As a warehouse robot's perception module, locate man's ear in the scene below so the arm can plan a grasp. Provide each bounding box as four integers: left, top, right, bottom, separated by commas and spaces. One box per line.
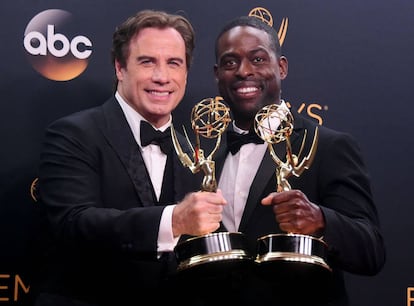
114, 59, 124, 81
213, 64, 218, 82
279, 56, 288, 80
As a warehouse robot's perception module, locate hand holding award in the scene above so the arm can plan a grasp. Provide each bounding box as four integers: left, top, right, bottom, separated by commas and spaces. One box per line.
253, 102, 331, 280
171, 96, 252, 275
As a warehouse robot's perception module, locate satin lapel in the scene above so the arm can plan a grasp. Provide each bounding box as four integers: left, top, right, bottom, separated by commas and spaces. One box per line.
289, 110, 310, 158
101, 98, 155, 207
214, 122, 234, 181
215, 142, 228, 182
213, 133, 232, 232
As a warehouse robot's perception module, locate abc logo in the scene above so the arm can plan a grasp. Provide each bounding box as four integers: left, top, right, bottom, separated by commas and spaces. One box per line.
23, 9, 92, 81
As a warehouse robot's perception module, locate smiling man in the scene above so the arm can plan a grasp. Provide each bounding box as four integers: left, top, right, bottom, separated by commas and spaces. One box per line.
33, 10, 227, 306
115, 26, 188, 128
204, 15, 385, 306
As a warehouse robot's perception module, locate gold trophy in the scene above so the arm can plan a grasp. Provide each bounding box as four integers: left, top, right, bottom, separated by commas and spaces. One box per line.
171, 96, 252, 275
253, 102, 331, 279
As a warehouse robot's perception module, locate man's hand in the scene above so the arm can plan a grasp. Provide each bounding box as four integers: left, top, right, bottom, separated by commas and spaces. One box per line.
261, 189, 325, 235
172, 189, 227, 237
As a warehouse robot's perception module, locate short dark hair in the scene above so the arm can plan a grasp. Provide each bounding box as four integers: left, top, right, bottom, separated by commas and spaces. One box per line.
111, 9, 195, 70
215, 15, 281, 61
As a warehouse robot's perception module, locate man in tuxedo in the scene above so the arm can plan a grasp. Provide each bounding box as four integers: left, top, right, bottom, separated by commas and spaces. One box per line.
211, 15, 386, 305
33, 10, 227, 306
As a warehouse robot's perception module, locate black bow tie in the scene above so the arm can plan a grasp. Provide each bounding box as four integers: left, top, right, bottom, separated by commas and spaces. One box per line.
140, 121, 172, 154
226, 130, 264, 155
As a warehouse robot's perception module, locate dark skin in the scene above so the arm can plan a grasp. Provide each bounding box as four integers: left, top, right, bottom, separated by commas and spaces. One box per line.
214, 25, 324, 235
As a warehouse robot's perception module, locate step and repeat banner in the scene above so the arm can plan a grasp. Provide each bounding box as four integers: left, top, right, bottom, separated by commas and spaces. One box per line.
1, 0, 413, 305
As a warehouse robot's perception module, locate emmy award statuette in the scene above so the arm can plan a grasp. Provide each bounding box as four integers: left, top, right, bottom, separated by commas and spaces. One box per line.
253, 102, 331, 281
171, 97, 252, 276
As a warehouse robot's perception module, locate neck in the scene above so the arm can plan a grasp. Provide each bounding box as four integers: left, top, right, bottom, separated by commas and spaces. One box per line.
234, 120, 253, 132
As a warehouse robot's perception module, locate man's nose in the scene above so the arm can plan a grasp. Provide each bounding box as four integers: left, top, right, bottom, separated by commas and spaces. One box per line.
237, 59, 254, 77
152, 63, 170, 83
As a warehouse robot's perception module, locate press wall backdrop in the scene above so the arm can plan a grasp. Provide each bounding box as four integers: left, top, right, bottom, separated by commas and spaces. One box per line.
1, 1, 413, 305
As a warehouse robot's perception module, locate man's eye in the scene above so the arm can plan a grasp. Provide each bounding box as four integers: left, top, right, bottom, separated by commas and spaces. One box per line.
223, 60, 236, 67
169, 61, 180, 66
140, 59, 153, 65
253, 57, 264, 63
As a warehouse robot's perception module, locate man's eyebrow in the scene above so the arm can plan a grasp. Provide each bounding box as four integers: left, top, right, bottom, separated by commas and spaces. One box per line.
136, 55, 154, 61
135, 55, 185, 64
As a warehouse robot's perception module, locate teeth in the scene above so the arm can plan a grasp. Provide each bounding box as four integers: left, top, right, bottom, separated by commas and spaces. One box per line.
150, 91, 169, 96
237, 87, 258, 93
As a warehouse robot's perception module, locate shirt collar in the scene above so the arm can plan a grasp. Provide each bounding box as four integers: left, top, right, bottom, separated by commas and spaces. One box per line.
115, 91, 172, 146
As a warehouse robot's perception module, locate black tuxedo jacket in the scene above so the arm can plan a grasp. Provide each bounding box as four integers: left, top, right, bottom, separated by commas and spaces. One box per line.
208, 109, 386, 306
34, 97, 202, 306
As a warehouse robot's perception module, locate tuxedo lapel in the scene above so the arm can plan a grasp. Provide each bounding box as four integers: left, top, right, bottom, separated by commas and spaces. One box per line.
289, 110, 316, 162
127, 146, 156, 206
215, 125, 233, 181
215, 143, 228, 182
101, 98, 156, 207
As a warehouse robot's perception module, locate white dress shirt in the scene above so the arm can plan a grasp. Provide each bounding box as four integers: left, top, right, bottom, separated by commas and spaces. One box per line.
116, 91, 178, 252
219, 101, 289, 231
218, 122, 268, 232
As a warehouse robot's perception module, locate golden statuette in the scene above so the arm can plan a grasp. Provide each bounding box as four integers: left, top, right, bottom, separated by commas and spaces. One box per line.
171, 96, 231, 192
171, 96, 251, 274
254, 102, 318, 192
253, 101, 331, 279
